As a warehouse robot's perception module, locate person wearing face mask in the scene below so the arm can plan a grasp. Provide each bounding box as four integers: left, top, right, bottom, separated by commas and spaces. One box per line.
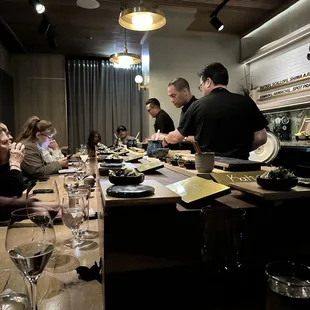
0, 123, 25, 197
162, 63, 268, 160
15, 116, 68, 178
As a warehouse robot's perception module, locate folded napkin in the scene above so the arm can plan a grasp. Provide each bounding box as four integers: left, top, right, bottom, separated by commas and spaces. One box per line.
76, 258, 102, 283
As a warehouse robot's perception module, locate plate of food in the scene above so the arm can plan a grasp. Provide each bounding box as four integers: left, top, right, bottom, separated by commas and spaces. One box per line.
257, 167, 298, 191
104, 154, 123, 164
109, 168, 145, 185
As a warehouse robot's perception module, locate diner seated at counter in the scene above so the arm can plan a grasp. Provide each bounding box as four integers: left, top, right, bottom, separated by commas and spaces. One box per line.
160, 62, 268, 160
0, 122, 25, 198
15, 116, 68, 179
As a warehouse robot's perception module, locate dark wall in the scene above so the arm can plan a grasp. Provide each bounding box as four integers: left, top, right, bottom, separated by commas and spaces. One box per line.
0, 68, 14, 135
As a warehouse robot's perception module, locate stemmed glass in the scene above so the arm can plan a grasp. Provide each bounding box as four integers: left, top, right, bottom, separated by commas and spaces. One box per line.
75, 161, 86, 185
61, 194, 87, 249
76, 187, 99, 241
79, 145, 88, 163
64, 174, 78, 193
5, 207, 56, 310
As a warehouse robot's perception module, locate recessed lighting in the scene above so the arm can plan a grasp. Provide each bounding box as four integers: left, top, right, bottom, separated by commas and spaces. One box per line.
76, 0, 100, 10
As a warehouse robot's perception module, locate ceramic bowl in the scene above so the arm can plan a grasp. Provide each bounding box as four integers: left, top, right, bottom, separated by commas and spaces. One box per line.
256, 176, 298, 191
109, 174, 145, 185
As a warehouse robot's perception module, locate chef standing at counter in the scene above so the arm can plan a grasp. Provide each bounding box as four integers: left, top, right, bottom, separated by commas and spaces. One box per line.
152, 78, 197, 152
161, 62, 268, 160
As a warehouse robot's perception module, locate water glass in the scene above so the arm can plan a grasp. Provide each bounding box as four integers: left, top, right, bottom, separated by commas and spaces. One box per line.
61, 194, 86, 249
265, 261, 310, 310
0, 269, 30, 310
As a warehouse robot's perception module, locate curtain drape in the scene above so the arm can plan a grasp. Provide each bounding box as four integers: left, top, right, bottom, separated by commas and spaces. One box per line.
67, 59, 144, 151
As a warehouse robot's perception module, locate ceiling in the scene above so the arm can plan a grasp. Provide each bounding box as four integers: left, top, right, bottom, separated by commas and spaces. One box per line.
0, 0, 298, 57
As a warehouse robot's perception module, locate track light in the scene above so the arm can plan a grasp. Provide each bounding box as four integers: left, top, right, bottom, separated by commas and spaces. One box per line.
209, 0, 229, 32
29, 0, 46, 14
38, 14, 50, 35
210, 16, 224, 31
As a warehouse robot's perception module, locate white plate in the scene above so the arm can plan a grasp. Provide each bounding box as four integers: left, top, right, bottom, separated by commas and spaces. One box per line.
249, 131, 280, 163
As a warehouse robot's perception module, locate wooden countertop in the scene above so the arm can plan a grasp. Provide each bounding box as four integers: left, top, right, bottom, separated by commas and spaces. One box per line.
0, 174, 104, 310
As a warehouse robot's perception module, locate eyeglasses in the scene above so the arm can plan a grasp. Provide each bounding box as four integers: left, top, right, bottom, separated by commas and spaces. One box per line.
198, 81, 206, 92
41, 132, 53, 139
147, 107, 153, 113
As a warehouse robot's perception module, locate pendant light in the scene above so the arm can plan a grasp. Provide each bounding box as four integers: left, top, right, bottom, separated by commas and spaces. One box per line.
119, 0, 166, 31
109, 29, 141, 68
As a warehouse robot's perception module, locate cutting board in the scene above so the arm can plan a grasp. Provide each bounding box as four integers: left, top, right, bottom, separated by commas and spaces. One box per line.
230, 181, 310, 200
214, 156, 262, 171
166, 176, 230, 208
100, 180, 181, 207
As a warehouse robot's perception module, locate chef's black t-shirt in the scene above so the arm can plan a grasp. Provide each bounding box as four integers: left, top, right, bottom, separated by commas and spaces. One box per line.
178, 88, 268, 160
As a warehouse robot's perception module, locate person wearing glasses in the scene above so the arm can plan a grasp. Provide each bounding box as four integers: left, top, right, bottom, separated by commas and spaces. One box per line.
145, 98, 175, 134
15, 116, 68, 178
162, 62, 268, 160
0, 123, 25, 197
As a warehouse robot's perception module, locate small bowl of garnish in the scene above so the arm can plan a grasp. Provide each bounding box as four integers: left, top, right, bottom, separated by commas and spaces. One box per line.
109, 168, 144, 185
104, 154, 123, 163
256, 167, 298, 191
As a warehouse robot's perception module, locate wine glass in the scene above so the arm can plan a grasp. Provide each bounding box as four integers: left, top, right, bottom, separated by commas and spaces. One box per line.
5, 207, 56, 310
75, 161, 86, 185
79, 145, 88, 163
0, 269, 30, 310
64, 174, 78, 193
76, 187, 98, 241
61, 194, 87, 249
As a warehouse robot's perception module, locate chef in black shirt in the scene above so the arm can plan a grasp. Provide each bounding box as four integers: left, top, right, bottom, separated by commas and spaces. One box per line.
167, 78, 197, 145
146, 98, 175, 134
162, 63, 268, 160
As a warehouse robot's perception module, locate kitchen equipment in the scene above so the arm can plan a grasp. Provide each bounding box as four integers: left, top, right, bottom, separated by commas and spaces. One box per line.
249, 131, 280, 163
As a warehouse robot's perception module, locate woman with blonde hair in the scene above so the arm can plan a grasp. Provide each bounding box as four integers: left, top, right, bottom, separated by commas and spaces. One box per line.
16, 116, 68, 178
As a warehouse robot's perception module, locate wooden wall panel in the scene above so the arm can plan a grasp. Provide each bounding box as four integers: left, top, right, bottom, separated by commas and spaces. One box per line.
12, 54, 68, 147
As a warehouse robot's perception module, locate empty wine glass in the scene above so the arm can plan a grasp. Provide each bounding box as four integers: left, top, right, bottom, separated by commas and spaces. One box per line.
64, 174, 78, 193
5, 207, 56, 310
75, 161, 86, 185
76, 187, 98, 240
61, 194, 87, 249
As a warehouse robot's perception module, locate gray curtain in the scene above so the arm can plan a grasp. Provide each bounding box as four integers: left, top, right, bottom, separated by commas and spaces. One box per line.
67, 59, 144, 151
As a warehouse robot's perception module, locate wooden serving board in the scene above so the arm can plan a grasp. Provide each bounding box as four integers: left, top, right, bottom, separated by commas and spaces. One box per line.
214, 156, 262, 171
100, 180, 181, 207
230, 181, 310, 200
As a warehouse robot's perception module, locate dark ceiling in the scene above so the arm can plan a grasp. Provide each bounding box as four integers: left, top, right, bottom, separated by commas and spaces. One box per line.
0, 0, 298, 57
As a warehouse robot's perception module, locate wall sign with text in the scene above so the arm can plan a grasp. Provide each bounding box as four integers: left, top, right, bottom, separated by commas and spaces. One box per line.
258, 81, 310, 101
259, 72, 310, 92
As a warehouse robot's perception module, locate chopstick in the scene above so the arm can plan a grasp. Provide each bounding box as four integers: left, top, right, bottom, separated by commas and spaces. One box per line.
135, 132, 140, 140
155, 129, 160, 140
192, 141, 202, 154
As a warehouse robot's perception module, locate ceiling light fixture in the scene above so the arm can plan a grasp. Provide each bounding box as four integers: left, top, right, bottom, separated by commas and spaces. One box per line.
76, 0, 100, 10
210, 16, 224, 32
209, 0, 230, 32
29, 0, 46, 14
119, 0, 166, 31
109, 30, 141, 68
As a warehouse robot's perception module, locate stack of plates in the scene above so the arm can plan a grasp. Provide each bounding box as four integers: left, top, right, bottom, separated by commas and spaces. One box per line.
249, 131, 280, 164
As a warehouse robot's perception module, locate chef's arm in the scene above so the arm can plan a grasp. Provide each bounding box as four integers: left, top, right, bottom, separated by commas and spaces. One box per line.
163, 130, 184, 146
252, 128, 267, 150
